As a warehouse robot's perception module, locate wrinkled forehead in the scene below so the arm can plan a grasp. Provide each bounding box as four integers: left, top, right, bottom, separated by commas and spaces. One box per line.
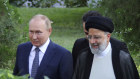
29, 20, 47, 31
29, 19, 45, 26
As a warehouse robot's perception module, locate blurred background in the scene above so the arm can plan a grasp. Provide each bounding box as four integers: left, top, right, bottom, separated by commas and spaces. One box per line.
0, 0, 140, 78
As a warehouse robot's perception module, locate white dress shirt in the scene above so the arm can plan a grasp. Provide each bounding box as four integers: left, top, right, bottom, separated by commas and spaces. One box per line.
29, 38, 50, 75
89, 42, 116, 79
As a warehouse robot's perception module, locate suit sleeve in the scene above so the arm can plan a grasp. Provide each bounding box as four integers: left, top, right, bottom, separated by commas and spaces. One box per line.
59, 51, 73, 79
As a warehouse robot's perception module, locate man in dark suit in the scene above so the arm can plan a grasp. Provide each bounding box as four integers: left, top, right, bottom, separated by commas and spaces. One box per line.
13, 14, 73, 79
72, 16, 139, 79
72, 11, 129, 69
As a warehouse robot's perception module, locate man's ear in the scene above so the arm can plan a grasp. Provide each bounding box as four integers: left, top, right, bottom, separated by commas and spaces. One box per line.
48, 28, 52, 35
107, 33, 111, 42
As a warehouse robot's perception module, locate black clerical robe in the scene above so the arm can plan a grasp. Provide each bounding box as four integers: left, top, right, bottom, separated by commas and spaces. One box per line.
72, 42, 139, 79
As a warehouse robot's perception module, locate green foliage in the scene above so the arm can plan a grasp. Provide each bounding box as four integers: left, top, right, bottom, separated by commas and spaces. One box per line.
0, 69, 29, 79
64, 0, 87, 7
0, 0, 21, 69
0, 44, 16, 69
39, 0, 58, 8
0, 0, 13, 43
0, 0, 20, 44
10, 0, 59, 8
17, 7, 92, 29
0, 69, 51, 79
138, 65, 140, 75
10, 0, 88, 8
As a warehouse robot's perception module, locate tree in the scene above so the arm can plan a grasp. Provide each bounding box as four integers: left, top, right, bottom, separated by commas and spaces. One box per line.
0, 0, 20, 68
0, 0, 19, 44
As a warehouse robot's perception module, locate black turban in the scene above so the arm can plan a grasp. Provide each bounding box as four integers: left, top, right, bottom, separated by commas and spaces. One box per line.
85, 16, 114, 33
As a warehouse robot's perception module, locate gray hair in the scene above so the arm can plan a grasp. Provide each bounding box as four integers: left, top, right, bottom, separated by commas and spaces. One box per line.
29, 14, 52, 29
104, 32, 110, 35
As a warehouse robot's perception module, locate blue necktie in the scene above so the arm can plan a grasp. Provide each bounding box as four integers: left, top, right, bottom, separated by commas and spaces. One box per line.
31, 48, 40, 78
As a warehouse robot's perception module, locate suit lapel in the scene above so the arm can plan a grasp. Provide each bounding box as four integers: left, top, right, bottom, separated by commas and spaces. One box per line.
23, 42, 33, 74
36, 41, 56, 77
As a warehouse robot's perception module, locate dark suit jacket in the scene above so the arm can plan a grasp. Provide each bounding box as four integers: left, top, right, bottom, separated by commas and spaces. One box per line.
13, 40, 73, 79
72, 37, 129, 69
72, 41, 139, 79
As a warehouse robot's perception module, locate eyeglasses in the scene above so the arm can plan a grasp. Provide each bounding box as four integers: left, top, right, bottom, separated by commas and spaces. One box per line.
87, 35, 102, 40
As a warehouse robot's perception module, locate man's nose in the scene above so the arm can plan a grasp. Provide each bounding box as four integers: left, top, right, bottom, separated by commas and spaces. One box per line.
89, 38, 96, 43
33, 33, 37, 39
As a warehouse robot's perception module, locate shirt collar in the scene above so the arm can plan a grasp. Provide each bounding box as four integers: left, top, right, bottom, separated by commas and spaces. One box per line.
31, 38, 50, 54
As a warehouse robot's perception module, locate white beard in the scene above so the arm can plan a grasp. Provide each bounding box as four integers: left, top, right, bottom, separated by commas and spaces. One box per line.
89, 37, 108, 55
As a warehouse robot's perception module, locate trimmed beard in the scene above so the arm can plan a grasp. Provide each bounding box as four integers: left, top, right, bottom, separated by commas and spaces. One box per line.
89, 37, 108, 55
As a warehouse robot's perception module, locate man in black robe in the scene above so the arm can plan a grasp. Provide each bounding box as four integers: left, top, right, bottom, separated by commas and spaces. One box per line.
72, 11, 129, 69
72, 16, 139, 79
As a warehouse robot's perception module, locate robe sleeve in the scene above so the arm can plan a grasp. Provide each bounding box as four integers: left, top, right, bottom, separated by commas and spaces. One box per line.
119, 50, 139, 79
